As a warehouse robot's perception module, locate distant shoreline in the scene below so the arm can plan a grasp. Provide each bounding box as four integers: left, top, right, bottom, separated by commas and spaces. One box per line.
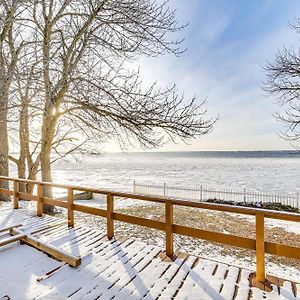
9, 150, 300, 159
100, 150, 300, 158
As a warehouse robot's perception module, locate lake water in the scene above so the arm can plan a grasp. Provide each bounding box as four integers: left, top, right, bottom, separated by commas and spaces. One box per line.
49, 151, 300, 195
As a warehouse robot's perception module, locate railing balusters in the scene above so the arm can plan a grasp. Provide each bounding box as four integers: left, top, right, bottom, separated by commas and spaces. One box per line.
165, 200, 174, 258
68, 188, 74, 227
134, 182, 300, 209
107, 193, 114, 239
255, 212, 265, 282
37, 183, 43, 217
13, 180, 19, 209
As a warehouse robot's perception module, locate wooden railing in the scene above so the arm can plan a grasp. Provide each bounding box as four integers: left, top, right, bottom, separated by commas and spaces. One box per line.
0, 176, 300, 283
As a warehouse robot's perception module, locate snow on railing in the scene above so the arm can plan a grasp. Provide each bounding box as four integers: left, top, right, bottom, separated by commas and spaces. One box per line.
133, 181, 300, 209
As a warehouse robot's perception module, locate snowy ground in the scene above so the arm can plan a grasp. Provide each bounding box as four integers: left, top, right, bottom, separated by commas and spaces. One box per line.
0, 207, 299, 299
2, 194, 300, 285
11, 196, 298, 283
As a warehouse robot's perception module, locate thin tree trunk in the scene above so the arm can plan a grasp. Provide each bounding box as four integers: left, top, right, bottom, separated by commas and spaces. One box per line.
18, 101, 30, 192
0, 90, 10, 201
17, 159, 26, 193
26, 157, 40, 194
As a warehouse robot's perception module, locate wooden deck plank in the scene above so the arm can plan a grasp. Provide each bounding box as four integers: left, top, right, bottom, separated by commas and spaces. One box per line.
10, 228, 81, 267
34, 240, 140, 299
111, 249, 175, 299
142, 255, 189, 300
158, 255, 198, 299
0, 208, 299, 300
104, 248, 162, 299
235, 269, 252, 300
175, 258, 221, 300
36, 226, 84, 241
0, 224, 22, 233
88, 246, 162, 299
0, 233, 26, 247
35, 239, 134, 288
68, 241, 154, 299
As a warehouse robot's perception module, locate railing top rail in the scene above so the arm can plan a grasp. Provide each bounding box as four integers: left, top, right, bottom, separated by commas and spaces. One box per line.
0, 176, 299, 223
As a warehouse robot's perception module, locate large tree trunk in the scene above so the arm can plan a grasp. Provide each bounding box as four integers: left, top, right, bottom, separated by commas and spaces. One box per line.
40, 145, 54, 214
40, 112, 57, 214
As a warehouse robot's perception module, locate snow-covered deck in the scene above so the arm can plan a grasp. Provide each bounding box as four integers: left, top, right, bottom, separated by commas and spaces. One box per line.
0, 208, 299, 300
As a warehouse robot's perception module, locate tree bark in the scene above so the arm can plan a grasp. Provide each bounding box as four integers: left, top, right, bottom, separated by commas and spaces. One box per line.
26, 156, 40, 194
18, 105, 28, 192
0, 87, 10, 201
40, 112, 57, 214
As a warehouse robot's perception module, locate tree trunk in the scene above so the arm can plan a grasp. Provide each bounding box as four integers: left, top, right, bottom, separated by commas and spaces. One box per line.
26, 157, 40, 194
40, 145, 54, 214
40, 112, 57, 214
0, 91, 10, 201
17, 158, 26, 193
18, 101, 30, 193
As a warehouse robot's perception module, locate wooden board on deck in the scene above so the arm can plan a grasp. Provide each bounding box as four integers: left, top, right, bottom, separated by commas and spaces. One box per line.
0, 208, 298, 299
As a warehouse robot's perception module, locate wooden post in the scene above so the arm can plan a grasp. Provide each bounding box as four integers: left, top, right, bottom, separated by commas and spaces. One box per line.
67, 188, 74, 227
165, 200, 174, 258
200, 185, 203, 201
37, 184, 43, 217
107, 193, 114, 239
256, 212, 265, 283
13, 180, 19, 209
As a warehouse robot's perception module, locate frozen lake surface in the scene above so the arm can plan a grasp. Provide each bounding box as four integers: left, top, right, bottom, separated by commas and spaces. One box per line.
48, 151, 300, 195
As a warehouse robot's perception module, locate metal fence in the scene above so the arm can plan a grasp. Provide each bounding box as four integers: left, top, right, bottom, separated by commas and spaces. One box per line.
133, 181, 300, 209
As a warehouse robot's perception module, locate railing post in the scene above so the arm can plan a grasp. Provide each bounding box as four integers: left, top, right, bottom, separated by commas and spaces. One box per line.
68, 188, 74, 227
200, 185, 203, 201
13, 180, 19, 209
163, 183, 166, 197
255, 212, 265, 283
165, 200, 174, 258
107, 193, 114, 239
37, 183, 43, 217
133, 180, 136, 193
243, 188, 246, 202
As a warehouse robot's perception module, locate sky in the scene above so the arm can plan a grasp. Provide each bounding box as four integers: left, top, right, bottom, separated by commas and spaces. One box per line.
129, 0, 300, 152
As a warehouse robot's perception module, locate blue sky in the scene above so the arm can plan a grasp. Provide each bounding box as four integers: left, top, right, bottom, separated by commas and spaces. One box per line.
134, 0, 300, 151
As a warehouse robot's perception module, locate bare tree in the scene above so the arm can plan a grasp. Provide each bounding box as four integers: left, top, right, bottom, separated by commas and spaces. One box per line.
263, 20, 300, 144
18, 0, 215, 213
0, 0, 27, 200
8, 44, 42, 193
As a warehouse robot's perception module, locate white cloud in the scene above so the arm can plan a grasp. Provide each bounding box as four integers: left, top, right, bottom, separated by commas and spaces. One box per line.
111, 1, 300, 152
199, 15, 231, 41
